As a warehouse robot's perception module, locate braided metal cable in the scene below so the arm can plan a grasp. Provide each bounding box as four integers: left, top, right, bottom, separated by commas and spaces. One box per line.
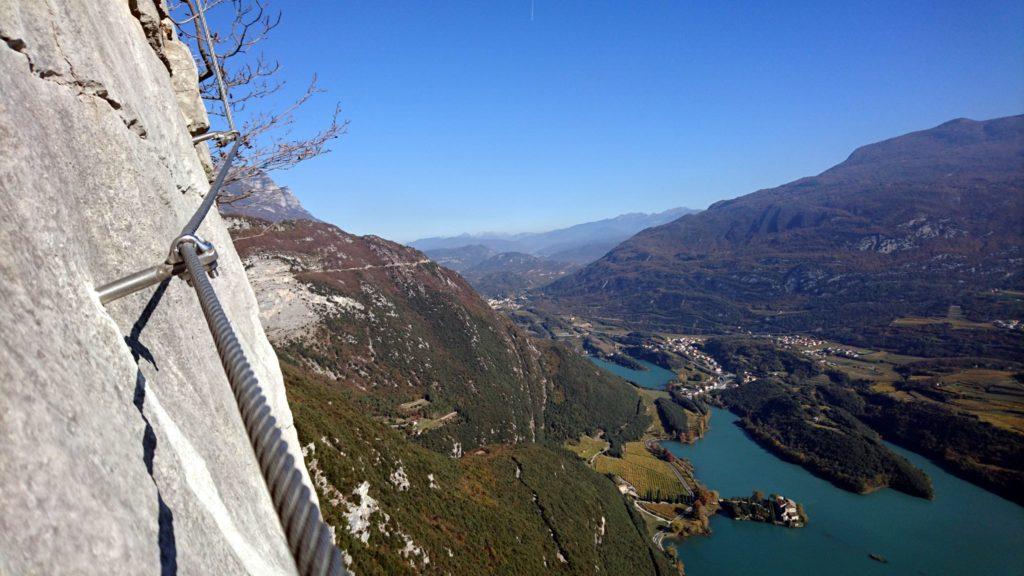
180, 0, 241, 237
181, 138, 240, 237
180, 242, 347, 576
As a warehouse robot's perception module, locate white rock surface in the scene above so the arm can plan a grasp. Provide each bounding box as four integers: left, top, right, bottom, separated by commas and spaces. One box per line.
219, 171, 319, 223
0, 2, 312, 574
242, 254, 366, 341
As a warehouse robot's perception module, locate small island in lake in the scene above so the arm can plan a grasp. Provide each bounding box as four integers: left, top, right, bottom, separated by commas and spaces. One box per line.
719, 491, 808, 528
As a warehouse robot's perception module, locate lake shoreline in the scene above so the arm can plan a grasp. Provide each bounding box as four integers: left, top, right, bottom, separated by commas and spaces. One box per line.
729, 415, 929, 498
587, 356, 678, 390
666, 407, 1024, 576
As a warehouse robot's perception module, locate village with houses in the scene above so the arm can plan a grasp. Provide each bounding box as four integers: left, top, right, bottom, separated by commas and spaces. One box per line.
554, 322, 820, 556
719, 492, 808, 529
994, 318, 1022, 331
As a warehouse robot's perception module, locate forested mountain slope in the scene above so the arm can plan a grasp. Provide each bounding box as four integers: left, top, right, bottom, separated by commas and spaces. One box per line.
230, 217, 648, 454
544, 116, 1024, 337
227, 216, 670, 574
286, 364, 668, 576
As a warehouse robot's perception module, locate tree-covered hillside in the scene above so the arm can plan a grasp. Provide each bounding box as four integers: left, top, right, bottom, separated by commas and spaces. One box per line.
285, 362, 671, 576
229, 216, 668, 573
543, 116, 1024, 336
231, 217, 648, 456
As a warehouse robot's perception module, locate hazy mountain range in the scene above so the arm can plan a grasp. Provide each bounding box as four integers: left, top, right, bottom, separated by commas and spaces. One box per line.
410, 207, 698, 297
445, 250, 583, 298
411, 207, 698, 264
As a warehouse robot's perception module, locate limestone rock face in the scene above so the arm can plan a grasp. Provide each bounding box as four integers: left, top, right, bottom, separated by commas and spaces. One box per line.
219, 171, 320, 223
0, 2, 311, 574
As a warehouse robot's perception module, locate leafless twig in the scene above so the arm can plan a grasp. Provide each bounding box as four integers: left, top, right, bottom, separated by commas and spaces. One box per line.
169, 0, 347, 199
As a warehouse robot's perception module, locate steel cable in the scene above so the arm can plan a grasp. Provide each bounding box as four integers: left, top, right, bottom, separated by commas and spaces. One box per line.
181, 0, 240, 237
180, 242, 347, 576
102, 4, 348, 572
180, 138, 240, 237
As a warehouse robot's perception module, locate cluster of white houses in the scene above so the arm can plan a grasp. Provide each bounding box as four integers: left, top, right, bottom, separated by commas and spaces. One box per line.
662, 337, 723, 374
775, 495, 803, 528
772, 334, 825, 348
994, 319, 1022, 331
677, 376, 733, 398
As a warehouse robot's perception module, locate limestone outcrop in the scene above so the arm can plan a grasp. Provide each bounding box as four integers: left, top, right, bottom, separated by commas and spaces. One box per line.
0, 2, 312, 574
219, 171, 320, 223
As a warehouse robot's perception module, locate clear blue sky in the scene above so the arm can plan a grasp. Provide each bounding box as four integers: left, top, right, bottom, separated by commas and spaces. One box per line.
241, 1, 1023, 242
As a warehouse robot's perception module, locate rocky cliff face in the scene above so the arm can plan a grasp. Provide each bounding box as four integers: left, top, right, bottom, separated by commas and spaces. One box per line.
219, 170, 319, 223
0, 2, 310, 574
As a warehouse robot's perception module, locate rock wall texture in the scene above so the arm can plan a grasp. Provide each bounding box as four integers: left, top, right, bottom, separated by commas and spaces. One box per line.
0, 2, 310, 574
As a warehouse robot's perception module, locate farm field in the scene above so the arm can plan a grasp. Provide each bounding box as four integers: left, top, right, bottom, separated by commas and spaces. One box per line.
640, 502, 687, 521
828, 356, 902, 384
594, 442, 688, 500
892, 316, 994, 330
564, 435, 609, 460
812, 346, 1024, 433
891, 304, 995, 330
933, 369, 1024, 433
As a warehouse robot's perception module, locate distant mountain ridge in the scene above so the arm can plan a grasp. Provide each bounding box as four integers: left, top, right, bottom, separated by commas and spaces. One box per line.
425, 244, 495, 270
412, 206, 698, 264
470, 252, 580, 298
423, 245, 578, 297
415, 207, 697, 297
543, 115, 1024, 335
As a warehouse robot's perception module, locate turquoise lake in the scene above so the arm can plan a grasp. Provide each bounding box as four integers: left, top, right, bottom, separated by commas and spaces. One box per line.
664, 408, 1024, 576
587, 356, 677, 389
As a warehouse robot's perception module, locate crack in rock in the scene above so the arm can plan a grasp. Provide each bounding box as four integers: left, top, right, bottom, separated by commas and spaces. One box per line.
127, 0, 172, 73
1, 29, 147, 138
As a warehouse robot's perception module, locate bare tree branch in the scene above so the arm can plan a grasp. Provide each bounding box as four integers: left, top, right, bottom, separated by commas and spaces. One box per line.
219, 75, 349, 189
169, 0, 346, 199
